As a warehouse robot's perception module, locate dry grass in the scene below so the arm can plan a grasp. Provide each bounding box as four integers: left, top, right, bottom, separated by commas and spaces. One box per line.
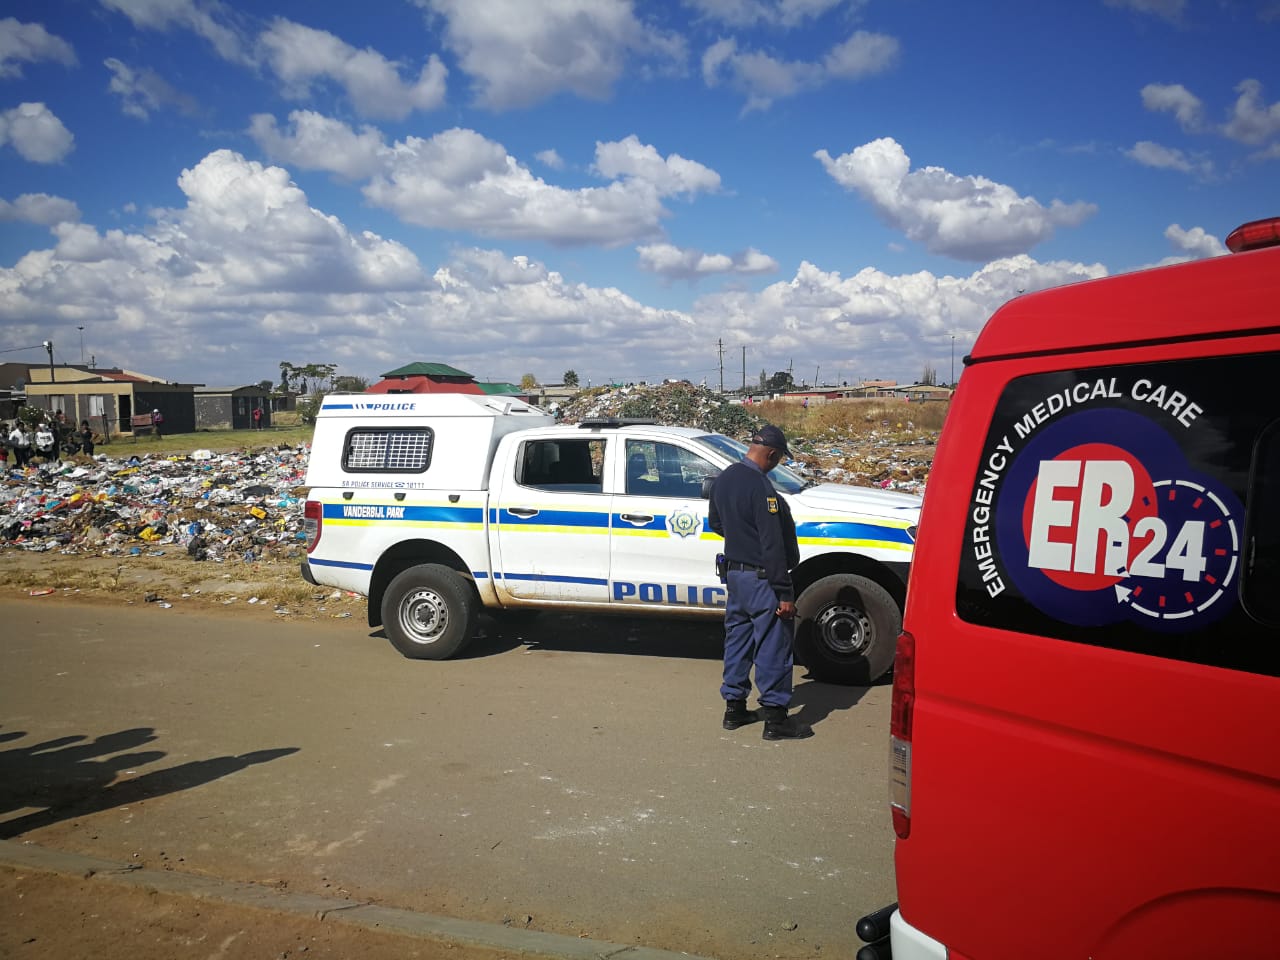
751, 398, 948, 442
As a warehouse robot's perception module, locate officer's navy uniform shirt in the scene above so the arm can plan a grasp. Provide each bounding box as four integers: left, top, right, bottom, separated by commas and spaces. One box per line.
709, 458, 800, 601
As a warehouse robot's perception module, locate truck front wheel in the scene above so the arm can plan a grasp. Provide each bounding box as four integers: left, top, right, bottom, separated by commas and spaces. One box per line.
794, 574, 899, 686
382, 564, 477, 660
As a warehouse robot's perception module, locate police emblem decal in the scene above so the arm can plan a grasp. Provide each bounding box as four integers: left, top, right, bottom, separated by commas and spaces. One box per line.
766, 497, 778, 514
667, 507, 702, 538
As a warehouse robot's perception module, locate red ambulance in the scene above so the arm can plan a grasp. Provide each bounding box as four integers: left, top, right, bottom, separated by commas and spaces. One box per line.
857, 218, 1280, 960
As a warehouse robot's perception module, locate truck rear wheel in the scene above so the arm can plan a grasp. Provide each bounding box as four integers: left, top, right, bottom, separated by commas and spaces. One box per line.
382, 564, 476, 660
794, 574, 899, 685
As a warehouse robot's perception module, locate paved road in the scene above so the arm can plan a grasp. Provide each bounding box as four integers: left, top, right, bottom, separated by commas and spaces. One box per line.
0, 598, 898, 960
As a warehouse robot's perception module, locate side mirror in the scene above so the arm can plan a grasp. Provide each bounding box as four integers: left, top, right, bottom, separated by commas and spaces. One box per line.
701, 477, 715, 500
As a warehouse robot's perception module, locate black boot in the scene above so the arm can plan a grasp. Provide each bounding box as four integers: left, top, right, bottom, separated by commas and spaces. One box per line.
722, 699, 760, 730
760, 706, 813, 741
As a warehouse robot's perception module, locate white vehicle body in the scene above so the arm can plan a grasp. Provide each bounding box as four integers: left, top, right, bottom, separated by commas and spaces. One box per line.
301, 393, 921, 683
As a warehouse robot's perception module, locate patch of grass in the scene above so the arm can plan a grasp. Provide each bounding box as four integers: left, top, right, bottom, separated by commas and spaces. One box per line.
103, 424, 314, 457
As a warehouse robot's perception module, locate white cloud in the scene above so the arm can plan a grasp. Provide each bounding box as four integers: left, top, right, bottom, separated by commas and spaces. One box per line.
0, 102, 75, 163
1125, 140, 1214, 178
0, 17, 77, 77
1104, 0, 1186, 21
637, 242, 778, 279
701, 29, 897, 111
1164, 223, 1227, 260
684, 0, 850, 27
258, 18, 447, 120
1140, 82, 1204, 132
98, 0, 246, 63
418, 0, 683, 110
1223, 79, 1280, 145
535, 149, 565, 170
249, 110, 386, 179
0, 145, 1116, 389
254, 117, 721, 247
0, 192, 81, 226
815, 137, 1096, 261
687, 255, 1108, 384
592, 135, 721, 196
104, 58, 199, 119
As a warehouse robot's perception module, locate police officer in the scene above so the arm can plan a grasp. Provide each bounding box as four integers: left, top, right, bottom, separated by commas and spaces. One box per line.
709, 424, 811, 740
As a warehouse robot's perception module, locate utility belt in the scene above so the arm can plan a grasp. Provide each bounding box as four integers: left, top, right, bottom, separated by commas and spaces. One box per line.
716, 554, 765, 582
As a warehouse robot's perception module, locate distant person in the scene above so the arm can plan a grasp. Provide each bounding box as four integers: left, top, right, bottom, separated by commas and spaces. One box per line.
8, 422, 31, 468
252, 406, 263, 430
78, 421, 95, 457
151, 409, 164, 439
34, 421, 57, 462
708, 424, 811, 741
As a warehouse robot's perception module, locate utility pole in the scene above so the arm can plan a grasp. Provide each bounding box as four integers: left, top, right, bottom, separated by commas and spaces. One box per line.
814, 365, 820, 388
741, 346, 746, 391
951, 335, 955, 386
43, 340, 54, 383
78, 326, 84, 364
717, 338, 724, 394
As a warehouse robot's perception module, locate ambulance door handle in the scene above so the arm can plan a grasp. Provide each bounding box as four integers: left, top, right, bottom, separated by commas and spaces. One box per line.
508, 507, 538, 518
342, 491, 354, 500
621, 513, 653, 524
394, 492, 406, 501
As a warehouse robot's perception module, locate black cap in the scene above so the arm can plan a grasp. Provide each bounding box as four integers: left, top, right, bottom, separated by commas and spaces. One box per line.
750, 424, 791, 457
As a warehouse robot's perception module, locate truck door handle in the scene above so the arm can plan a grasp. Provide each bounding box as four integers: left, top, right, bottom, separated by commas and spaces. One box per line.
620, 513, 653, 524
507, 507, 539, 518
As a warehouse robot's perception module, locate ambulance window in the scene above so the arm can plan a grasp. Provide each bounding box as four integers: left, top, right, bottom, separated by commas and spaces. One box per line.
1242, 420, 1280, 626
342, 428, 432, 472
518, 439, 604, 493
954, 353, 1280, 678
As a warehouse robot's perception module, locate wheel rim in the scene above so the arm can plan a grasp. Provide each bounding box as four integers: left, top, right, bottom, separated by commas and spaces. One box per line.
813, 602, 873, 657
398, 587, 450, 645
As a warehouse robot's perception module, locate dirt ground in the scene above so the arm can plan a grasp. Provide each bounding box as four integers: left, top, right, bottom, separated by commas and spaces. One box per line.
0, 864, 541, 960
0, 547, 361, 624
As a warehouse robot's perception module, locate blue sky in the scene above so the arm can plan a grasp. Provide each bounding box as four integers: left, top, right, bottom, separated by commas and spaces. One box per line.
1, 0, 1277, 391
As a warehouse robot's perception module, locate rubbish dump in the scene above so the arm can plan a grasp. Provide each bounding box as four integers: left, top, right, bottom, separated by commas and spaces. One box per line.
0, 444, 311, 561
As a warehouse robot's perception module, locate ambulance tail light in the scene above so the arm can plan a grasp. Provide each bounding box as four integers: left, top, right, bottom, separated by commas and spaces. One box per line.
889, 629, 916, 839
303, 499, 323, 552
1225, 217, 1280, 253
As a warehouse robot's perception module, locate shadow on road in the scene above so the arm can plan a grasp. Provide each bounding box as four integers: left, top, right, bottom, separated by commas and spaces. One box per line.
372, 611, 726, 663
788, 679, 873, 730
0, 725, 298, 839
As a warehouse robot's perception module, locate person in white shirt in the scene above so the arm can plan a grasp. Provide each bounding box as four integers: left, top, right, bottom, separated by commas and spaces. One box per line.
34, 422, 56, 461
8, 422, 31, 468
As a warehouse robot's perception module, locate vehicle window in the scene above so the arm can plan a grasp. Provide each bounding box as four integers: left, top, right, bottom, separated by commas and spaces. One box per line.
1243, 419, 1280, 626
626, 440, 717, 498
343, 427, 432, 472
955, 353, 1280, 677
518, 438, 605, 493
693, 433, 807, 493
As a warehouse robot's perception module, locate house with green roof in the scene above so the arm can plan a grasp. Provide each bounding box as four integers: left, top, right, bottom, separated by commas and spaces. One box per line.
367, 362, 531, 402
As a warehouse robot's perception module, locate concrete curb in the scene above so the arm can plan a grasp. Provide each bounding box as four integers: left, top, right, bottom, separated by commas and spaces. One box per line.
0, 839, 712, 960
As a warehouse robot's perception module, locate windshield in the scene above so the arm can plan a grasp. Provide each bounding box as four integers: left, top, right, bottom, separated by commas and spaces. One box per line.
693, 433, 809, 494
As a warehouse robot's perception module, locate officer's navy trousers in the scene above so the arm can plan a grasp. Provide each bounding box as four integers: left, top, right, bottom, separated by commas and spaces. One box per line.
720, 570, 794, 708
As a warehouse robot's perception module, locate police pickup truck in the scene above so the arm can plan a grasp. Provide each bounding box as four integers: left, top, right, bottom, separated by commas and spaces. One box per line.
300, 393, 921, 684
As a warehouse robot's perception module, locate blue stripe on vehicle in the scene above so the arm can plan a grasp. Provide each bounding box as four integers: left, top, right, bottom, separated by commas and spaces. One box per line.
321, 403, 355, 409
796, 520, 914, 544
322, 504, 485, 523
498, 572, 609, 586
497, 508, 610, 528
309, 556, 374, 571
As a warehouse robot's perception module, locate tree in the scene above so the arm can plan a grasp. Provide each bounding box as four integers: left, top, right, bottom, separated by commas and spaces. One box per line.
279, 361, 338, 395
562, 369, 579, 388
332, 375, 368, 393
256, 379, 273, 393
766, 370, 794, 392
520, 373, 539, 390
920, 364, 937, 386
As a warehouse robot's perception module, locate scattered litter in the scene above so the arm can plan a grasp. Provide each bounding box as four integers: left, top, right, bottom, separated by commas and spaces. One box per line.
28, 587, 55, 597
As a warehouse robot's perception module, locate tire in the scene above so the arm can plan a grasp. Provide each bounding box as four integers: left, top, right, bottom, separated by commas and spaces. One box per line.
794, 574, 900, 685
381, 564, 477, 661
